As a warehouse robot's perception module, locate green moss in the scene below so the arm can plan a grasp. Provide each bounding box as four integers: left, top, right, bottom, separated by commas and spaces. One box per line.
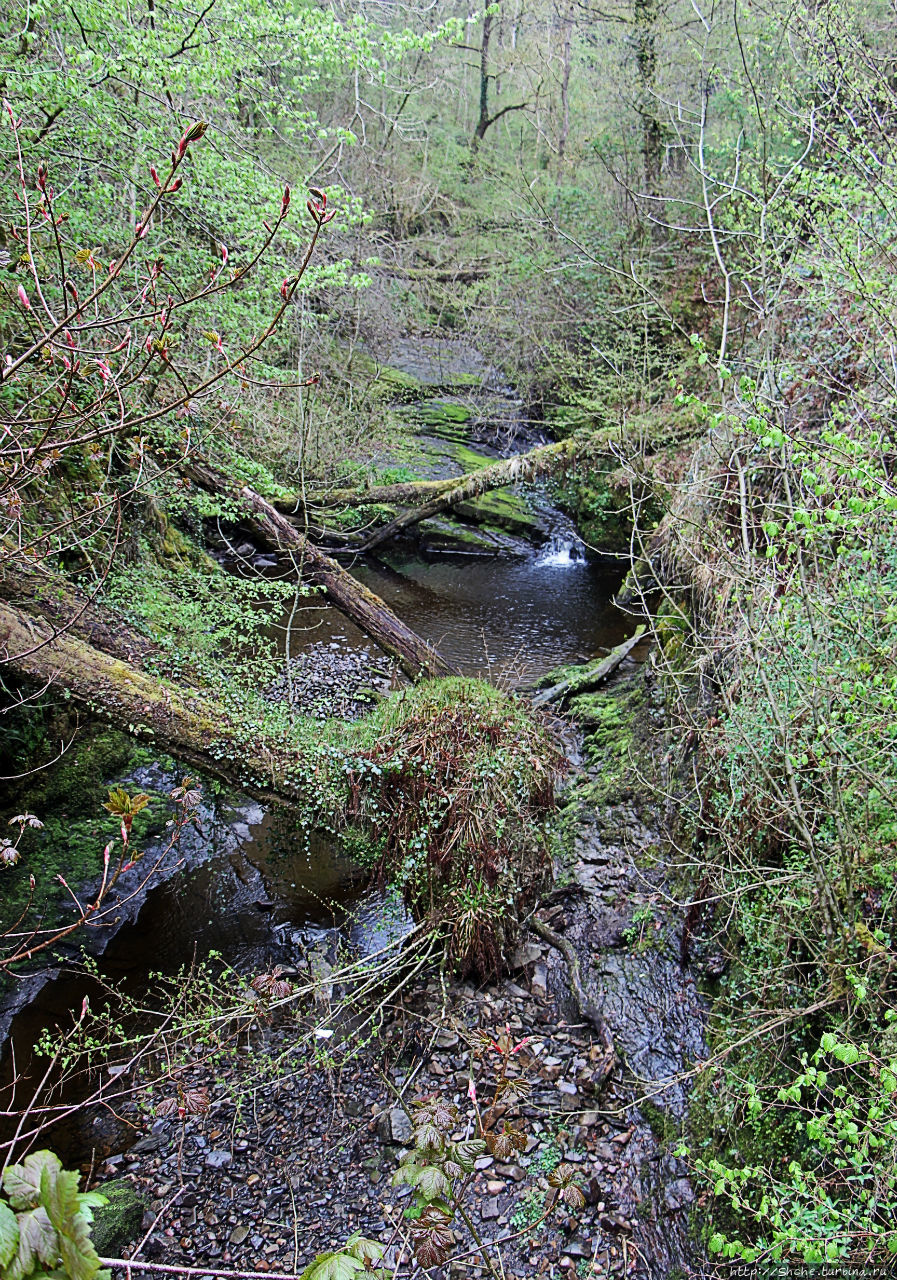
638, 1096, 681, 1147
407, 399, 474, 443
0, 719, 177, 932
418, 517, 503, 552
90, 1180, 146, 1255
455, 488, 544, 540
565, 680, 646, 807
655, 599, 692, 664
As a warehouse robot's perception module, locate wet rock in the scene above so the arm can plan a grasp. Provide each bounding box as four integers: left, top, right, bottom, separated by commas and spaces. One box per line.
205, 1150, 233, 1169
131, 1132, 167, 1154
480, 1198, 501, 1221
376, 1108, 412, 1145
664, 1177, 695, 1210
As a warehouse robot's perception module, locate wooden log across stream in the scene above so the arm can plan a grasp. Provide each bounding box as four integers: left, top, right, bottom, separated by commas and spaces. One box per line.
183, 458, 457, 680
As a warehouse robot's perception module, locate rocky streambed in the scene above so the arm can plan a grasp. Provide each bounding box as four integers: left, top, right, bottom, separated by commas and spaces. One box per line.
66, 663, 705, 1280
1, 338, 706, 1278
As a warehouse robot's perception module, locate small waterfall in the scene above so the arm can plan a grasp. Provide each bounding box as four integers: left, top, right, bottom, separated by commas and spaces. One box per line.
536, 527, 587, 567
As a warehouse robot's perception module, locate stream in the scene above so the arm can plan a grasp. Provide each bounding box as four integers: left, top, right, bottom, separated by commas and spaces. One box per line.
0, 339, 702, 1279
0, 514, 630, 1159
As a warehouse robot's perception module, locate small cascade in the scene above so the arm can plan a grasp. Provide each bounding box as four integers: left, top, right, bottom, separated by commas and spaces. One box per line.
535, 527, 587, 567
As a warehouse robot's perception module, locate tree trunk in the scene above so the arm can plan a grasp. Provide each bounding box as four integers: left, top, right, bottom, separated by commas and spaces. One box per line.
353, 434, 590, 554
0, 594, 315, 807
183, 460, 457, 679
298, 476, 456, 511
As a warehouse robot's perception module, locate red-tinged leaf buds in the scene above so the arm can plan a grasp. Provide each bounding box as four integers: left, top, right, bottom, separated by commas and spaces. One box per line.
65, 280, 79, 301
103, 842, 112, 866
280, 278, 291, 300
281, 185, 291, 216
16, 283, 30, 311
37, 161, 47, 191
263, 220, 272, 234
150, 165, 161, 189
80, 996, 89, 1020
306, 186, 335, 225
220, 243, 228, 264
166, 177, 182, 195
178, 119, 208, 157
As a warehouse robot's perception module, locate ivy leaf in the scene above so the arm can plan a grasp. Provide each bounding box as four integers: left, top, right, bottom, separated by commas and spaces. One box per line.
3, 1152, 63, 1211
0, 1200, 20, 1268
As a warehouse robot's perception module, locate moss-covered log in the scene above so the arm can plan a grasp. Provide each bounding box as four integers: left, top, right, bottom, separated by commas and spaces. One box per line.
0, 594, 316, 806
184, 460, 457, 679
353, 433, 593, 554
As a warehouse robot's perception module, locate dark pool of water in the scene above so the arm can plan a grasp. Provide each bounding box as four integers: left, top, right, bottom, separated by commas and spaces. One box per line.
0, 799, 404, 1164
269, 542, 630, 687
354, 544, 628, 684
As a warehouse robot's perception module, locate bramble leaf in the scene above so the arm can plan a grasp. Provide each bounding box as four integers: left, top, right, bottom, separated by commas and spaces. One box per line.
3, 1152, 62, 1211
0, 1200, 20, 1268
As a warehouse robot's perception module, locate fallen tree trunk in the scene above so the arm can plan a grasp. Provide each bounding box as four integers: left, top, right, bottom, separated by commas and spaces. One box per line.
294, 475, 456, 511
184, 459, 458, 680
531, 625, 647, 709
0, 596, 315, 806
354, 433, 591, 554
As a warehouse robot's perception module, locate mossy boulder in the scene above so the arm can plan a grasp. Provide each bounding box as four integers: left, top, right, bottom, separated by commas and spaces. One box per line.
90, 1179, 147, 1255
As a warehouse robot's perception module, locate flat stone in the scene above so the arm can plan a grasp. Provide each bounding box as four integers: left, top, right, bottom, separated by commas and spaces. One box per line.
229, 1225, 250, 1245
205, 1150, 232, 1169
480, 1198, 501, 1221
565, 1239, 591, 1259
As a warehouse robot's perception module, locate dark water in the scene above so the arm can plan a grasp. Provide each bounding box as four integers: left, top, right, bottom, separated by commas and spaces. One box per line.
270, 539, 629, 686
0, 799, 409, 1164
354, 543, 627, 684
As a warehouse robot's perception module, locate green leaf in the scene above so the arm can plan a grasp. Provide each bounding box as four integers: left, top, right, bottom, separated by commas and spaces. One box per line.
298, 1250, 365, 1280
343, 1236, 384, 1266
413, 1165, 452, 1201
8, 1207, 58, 1280
41, 1164, 81, 1233
3, 1152, 63, 1211
0, 1200, 20, 1268
452, 1139, 486, 1172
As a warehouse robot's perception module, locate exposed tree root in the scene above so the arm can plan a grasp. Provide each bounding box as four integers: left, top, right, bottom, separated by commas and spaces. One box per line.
529, 914, 616, 1088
